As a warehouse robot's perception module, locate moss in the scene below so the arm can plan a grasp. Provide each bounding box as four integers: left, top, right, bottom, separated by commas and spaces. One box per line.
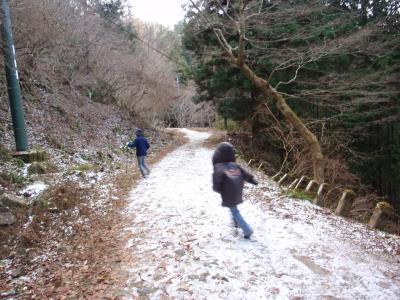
28, 162, 47, 175
80, 153, 92, 161
115, 162, 124, 170
113, 148, 124, 156
43, 161, 59, 173
73, 163, 96, 172
376, 201, 393, 210
35, 198, 53, 210
112, 125, 122, 134
288, 190, 315, 202
13, 158, 25, 168
9, 172, 25, 184
344, 189, 356, 197
16, 150, 48, 163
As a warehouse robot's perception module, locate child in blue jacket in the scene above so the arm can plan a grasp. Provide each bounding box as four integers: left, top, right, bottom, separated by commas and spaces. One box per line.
212, 142, 258, 239
127, 129, 150, 177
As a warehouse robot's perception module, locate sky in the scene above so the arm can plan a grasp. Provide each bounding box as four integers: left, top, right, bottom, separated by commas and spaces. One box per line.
129, 0, 187, 28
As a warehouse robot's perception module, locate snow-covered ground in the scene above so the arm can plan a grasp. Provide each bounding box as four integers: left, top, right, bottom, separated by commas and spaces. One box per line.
120, 129, 400, 299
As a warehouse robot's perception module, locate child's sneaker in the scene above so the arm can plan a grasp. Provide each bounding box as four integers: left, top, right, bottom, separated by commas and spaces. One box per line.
244, 230, 253, 239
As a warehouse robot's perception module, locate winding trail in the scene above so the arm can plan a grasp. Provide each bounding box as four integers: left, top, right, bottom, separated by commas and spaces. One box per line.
119, 129, 400, 299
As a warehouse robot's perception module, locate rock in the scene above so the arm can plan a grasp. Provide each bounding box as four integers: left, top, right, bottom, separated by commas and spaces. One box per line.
0, 193, 28, 208
0, 290, 16, 297
12, 150, 48, 163
23, 191, 32, 198
335, 190, 356, 217
11, 267, 24, 278
199, 271, 210, 282
314, 183, 328, 206
0, 175, 8, 187
138, 286, 157, 296
153, 273, 164, 281
175, 249, 186, 257
0, 205, 16, 225
368, 201, 394, 229
16, 246, 27, 256
177, 283, 191, 291
28, 162, 47, 175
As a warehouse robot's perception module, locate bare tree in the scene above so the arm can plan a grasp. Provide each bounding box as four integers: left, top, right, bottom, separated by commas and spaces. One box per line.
188, 0, 325, 183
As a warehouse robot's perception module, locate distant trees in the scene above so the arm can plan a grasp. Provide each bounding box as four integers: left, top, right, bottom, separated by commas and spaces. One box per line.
93, 0, 128, 21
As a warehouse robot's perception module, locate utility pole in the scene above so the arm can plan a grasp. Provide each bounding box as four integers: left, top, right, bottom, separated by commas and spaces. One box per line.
1, 0, 28, 151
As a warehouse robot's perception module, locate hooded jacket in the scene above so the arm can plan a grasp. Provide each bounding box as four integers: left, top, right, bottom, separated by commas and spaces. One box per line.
212, 142, 257, 207
128, 130, 150, 157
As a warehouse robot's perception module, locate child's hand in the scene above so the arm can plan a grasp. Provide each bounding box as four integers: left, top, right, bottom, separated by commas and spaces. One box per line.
250, 178, 258, 185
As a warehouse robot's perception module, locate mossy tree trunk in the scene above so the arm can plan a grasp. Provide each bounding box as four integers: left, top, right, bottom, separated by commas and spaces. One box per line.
190, 0, 325, 183
238, 63, 324, 183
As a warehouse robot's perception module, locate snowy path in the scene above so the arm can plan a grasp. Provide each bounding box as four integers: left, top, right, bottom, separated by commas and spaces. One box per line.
120, 129, 400, 299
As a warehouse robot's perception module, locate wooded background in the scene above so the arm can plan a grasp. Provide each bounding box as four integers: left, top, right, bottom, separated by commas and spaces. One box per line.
182, 0, 400, 211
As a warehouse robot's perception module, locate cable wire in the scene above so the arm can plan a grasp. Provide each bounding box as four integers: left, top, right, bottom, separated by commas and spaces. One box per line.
86, 4, 187, 68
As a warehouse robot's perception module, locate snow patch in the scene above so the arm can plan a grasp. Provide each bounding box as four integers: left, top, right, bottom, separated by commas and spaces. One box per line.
20, 181, 47, 197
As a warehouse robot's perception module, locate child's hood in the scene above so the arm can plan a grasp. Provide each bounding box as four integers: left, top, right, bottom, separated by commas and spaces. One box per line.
212, 142, 236, 165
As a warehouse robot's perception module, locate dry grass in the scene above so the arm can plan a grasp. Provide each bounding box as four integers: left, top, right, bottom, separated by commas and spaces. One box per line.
50, 181, 89, 210
201, 130, 228, 148
162, 129, 188, 146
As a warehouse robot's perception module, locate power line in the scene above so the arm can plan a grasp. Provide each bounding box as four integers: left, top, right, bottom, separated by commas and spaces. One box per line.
85, 4, 188, 68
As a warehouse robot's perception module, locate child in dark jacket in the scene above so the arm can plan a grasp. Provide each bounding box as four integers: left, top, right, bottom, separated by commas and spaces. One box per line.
127, 128, 150, 177
212, 142, 258, 239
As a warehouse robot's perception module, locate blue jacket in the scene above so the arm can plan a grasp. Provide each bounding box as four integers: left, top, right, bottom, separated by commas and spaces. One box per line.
128, 134, 150, 157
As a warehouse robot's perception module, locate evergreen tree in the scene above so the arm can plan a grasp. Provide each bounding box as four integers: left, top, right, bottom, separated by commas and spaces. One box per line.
183, 0, 400, 209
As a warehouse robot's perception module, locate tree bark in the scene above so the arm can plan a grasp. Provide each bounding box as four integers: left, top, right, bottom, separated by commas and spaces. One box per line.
237, 62, 324, 183
189, 0, 325, 183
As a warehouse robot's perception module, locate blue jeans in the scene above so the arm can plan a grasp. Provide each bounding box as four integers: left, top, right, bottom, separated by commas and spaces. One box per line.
137, 156, 150, 177
229, 206, 253, 237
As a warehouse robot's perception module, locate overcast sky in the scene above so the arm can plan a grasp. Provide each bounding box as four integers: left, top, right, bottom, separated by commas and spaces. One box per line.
129, 0, 187, 28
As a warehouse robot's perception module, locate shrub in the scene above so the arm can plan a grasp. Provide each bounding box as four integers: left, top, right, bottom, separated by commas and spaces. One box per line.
213, 116, 239, 132
14, 158, 25, 168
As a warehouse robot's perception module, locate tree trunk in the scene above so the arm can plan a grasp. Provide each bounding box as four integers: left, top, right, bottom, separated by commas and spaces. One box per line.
238, 62, 324, 183
360, 0, 368, 24
195, 0, 324, 182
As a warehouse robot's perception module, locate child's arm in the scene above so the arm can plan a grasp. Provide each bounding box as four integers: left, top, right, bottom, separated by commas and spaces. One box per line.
238, 165, 258, 185
127, 139, 136, 148
212, 168, 224, 193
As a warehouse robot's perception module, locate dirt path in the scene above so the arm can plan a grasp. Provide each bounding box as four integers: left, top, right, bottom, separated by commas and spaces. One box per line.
116, 129, 400, 299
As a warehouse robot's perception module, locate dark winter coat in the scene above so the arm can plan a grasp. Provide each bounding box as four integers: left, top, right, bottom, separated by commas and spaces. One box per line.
128, 133, 150, 157
212, 142, 257, 207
